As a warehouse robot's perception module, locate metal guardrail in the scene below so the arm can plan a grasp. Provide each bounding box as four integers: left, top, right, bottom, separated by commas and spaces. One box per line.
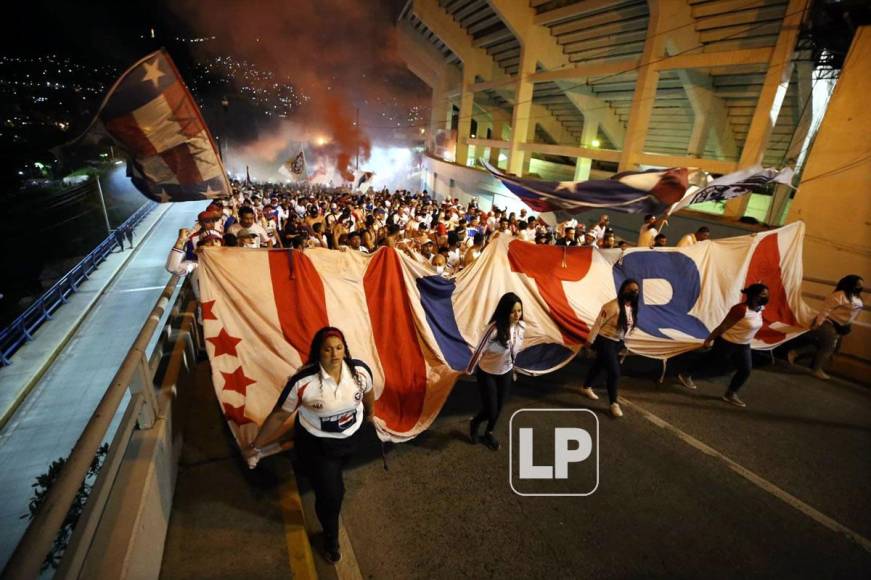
0, 274, 185, 579
0, 201, 157, 366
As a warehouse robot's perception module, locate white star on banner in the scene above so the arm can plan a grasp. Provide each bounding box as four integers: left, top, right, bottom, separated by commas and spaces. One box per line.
203, 185, 221, 198
141, 59, 166, 89
156, 189, 172, 203
555, 181, 578, 193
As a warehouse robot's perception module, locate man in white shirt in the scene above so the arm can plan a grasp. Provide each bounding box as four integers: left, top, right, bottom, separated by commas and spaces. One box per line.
591, 214, 610, 241
228, 207, 272, 247
677, 226, 710, 248
638, 214, 668, 248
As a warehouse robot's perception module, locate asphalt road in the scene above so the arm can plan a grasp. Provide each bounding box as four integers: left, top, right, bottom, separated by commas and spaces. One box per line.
338, 355, 871, 579
162, 353, 871, 579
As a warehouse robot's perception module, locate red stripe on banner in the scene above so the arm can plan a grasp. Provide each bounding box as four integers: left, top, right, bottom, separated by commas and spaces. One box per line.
104, 113, 158, 157
268, 250, 330, 363
364, 248, 427, 433
160, 143, 204, 185
648, 167, 689, 205
745, 233, 799, 344
508, 241, 592, 345
162, 81, 205, 138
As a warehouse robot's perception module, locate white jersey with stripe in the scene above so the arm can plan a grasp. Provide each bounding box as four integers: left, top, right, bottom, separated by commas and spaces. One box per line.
278, 359, 373, 439
721, 303, 764, 345
467, 321, 525, 375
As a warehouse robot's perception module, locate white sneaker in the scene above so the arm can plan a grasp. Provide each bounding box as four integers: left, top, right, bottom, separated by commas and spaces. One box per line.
580, 387, 599, 400
812, 369, 831, 380
677, 373, 697, 390
721, 392, 747, 408
610, 403, 623, 418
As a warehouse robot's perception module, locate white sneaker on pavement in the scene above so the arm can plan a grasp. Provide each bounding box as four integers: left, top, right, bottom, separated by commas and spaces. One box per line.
677, 373, 697, 390
610, 403, 623, 418
721, 391, 747, 408
580, 387, 599, 400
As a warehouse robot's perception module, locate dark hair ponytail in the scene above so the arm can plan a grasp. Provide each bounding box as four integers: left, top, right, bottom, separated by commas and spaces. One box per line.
489, 292, 523, 347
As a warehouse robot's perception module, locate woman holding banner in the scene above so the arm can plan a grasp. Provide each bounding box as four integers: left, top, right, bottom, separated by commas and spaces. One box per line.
787, 275, 863, 379
579, 279, 640, 418
678, 284, 770, 407
244, 327, 375, 565
467, 292, 526, 451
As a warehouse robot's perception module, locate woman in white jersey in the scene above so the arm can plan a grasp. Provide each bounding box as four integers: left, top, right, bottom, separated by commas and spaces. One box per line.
245, 327, 375, 564
787, 274, 863, 379
579, 279, 640, 418
678, 283, 769, 407
466, 292, 525, 451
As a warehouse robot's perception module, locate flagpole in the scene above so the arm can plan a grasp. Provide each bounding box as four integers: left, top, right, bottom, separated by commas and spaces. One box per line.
95, 176, 111, 235
355, 107, 360, 173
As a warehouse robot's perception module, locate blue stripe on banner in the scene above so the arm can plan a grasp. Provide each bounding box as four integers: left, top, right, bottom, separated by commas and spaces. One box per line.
516, 343, 575, 372
416, 275, 472, 371
102, 53, 178, 120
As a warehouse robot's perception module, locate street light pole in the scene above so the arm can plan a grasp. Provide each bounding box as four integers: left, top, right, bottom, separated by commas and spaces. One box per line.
95, 176, 111, 235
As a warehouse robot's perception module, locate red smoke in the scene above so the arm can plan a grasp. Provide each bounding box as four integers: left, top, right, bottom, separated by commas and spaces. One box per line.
172, 0, 425, 181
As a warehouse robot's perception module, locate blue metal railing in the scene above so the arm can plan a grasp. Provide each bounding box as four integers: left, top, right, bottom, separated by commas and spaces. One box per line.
0, 202, 157, 366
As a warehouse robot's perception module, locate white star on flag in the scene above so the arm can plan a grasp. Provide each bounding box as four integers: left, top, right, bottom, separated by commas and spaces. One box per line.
555, 181, 577, 192
203, 185, 221, 198
156, 189, 172, 203
142, 59, 165, 88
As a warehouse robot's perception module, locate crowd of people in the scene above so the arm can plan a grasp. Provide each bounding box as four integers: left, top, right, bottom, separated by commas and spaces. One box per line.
164, 181, 862, 564
165, 181, 711, 284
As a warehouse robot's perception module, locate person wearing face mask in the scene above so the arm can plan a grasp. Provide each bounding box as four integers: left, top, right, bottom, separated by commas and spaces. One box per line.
432, 252, 449, 277
678, 283, 770, 407
579, 279, 640, 418
466, 293, 526, 450
787, 275, 863, 379
244, 327, 375, 564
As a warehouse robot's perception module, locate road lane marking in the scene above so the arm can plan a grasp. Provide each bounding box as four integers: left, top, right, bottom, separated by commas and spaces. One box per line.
620, 396, 871, 553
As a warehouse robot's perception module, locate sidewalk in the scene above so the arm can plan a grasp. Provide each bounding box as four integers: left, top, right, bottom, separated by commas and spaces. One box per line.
0, 203, 170, 428
0, 201, 207, 570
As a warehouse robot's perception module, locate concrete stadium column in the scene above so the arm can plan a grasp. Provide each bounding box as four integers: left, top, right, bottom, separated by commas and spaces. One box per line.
785, 26, 871, 380
766, 61, 815, 225
618, 0, 671, 171
574, 118, 600, 181
507, 51, 535, 176
724, 0, 809, 217
429, 78, 452, 151
455, 68, 477, 166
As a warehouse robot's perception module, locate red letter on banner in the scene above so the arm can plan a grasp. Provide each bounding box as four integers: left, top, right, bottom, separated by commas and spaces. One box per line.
268, 250, 330, 363
364, 248, 427, 434
744, 234, 799, 344
507, 241, 593, 345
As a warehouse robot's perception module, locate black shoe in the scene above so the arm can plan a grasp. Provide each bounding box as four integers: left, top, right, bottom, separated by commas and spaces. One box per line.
323, 546, 341, 564
469, 418, 481, 444
482, 432, 500, 451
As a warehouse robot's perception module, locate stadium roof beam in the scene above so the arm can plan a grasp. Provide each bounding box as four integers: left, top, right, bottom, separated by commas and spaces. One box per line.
489, 0, 628, 176
724, 0, 809, 216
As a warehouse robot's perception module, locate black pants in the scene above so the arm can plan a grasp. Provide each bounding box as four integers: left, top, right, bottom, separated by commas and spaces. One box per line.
690, 337, 752, 392
473, 368, 513, 432
294, 421, 361, 551
584, 336, 623, 404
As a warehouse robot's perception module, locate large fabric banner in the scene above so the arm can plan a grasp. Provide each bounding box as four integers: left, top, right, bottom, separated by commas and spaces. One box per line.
197, 222, 813, 445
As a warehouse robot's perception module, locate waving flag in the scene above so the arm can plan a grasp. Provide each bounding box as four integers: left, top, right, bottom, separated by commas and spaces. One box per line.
196, 223, 813, 447
78, 49, 230, 203
667, 165, 795, 215
483, 159, 693, 214
355, 171, 375, 190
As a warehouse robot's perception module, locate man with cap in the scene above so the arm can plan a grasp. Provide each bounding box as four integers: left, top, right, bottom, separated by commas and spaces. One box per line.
166, 228, 223, 299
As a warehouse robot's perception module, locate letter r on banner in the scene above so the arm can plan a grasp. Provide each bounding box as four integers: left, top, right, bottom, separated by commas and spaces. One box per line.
615, 252, 709, 339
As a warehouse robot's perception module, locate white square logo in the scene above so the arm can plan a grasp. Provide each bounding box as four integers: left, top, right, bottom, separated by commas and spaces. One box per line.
509, 408, 599, 497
